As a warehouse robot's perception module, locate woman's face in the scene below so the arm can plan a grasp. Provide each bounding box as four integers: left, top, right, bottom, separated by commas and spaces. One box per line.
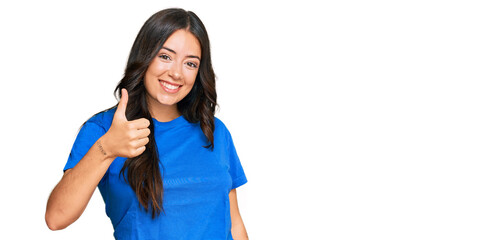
144, 29, 201, 111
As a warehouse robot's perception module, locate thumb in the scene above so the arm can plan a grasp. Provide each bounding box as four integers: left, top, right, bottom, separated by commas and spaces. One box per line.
115, 88, 128, 121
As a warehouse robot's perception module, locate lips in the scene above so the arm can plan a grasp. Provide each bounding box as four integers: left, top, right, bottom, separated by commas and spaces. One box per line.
159, 80, 182, 93
160, 80, 181, 86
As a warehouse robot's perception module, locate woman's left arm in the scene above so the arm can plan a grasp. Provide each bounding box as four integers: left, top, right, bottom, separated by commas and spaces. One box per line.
229, 188, 249, 240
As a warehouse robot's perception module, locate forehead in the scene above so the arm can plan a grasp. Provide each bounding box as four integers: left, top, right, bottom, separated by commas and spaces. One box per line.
162, 29, 201, 56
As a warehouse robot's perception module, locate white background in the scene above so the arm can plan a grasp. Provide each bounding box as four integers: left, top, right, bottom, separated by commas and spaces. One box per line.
1, 0, 502, 239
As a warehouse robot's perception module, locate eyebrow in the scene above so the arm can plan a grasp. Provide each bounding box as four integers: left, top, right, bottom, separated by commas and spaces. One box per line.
162, 47, 201, 61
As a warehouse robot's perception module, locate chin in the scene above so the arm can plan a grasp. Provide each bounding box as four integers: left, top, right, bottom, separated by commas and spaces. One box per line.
158, 99, 178, 106
156, 93, 182, 106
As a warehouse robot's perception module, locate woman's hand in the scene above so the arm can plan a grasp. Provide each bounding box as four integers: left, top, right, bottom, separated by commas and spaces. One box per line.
101, 88, 150, 159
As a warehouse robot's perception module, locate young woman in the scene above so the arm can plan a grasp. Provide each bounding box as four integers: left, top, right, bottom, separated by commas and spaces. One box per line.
45, 8, 249, 240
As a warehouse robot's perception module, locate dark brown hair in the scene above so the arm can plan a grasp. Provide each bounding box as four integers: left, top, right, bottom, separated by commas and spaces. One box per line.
94, 8, 216, 218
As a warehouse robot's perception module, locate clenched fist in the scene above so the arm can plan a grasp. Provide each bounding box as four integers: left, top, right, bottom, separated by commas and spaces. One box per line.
100, 89, 150, 159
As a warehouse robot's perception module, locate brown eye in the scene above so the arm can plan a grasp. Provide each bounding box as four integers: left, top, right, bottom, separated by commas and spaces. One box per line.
187, 62, 198, 68
159, 54, 171, 60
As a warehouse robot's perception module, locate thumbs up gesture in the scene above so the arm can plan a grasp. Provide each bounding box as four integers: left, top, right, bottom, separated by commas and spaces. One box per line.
101, 89, 151, 159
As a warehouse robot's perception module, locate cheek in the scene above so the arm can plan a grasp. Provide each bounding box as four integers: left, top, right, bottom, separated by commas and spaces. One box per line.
147, 63, 166, 77
144, 73, 157, 90
184, 71, 198, 87
145, 63, 165, 85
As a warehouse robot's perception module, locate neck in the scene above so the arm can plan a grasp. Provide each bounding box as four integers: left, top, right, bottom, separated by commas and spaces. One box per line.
147, 99, 181, 122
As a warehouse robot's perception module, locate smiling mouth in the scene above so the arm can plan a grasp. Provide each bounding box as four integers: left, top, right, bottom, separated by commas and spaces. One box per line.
160, 81, 181, 90
159, 80, 182, 93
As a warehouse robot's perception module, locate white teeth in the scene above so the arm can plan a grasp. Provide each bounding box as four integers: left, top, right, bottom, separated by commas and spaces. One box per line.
161, 81, 180, 90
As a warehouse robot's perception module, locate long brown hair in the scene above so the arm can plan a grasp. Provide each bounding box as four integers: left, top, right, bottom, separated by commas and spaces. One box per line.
99, 8, 216, 218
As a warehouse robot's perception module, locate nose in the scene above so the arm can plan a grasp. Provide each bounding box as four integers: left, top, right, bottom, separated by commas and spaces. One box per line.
168, 62, 182, 80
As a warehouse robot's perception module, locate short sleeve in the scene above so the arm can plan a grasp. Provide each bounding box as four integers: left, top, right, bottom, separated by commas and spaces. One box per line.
225, 127, 248, 189
64, 119, 107, 173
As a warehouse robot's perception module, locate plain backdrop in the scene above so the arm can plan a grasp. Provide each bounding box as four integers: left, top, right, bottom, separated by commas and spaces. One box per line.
1, 0, 502, 239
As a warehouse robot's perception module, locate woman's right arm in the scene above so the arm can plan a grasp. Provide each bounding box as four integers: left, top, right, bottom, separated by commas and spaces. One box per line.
45, 89, 150, 230
45, 136, 116, 230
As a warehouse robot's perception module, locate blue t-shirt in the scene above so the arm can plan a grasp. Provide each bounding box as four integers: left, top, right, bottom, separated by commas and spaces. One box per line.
64, 107, 247, 240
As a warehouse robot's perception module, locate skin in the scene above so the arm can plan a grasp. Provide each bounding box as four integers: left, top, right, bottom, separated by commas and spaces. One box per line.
143, 29, 200, 122
46, 29, 248, 239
